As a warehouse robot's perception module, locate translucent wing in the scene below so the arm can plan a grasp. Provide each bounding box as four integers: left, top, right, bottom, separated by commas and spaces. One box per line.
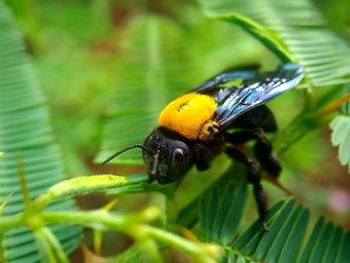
214, 63, 304, 130
192, 65, 259, 94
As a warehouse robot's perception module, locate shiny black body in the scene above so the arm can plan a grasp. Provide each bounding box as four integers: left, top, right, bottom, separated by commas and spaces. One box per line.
141, 63, 305, 229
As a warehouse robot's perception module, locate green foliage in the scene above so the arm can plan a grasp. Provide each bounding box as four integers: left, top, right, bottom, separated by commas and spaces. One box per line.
200, 0, 350, 87
0, 2, 81, 262
1, 0, 350, 262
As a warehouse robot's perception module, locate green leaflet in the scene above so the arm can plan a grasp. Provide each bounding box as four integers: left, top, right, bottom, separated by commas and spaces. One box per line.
200, 0, 350, 87
330, 115, 350, 168
0, 3, 81, 262
199, 183, 247, 245
231, 199, 309, 262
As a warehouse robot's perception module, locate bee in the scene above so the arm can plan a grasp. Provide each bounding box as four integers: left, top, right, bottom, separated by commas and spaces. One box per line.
103, 63, 304, 229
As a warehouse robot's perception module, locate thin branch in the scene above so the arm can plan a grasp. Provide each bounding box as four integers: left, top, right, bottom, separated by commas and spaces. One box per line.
0, 193, 13, 215
0, 213, 24, 231
34, 227, 70, 263
315, 93, 350, 117
16, 155, 32, 209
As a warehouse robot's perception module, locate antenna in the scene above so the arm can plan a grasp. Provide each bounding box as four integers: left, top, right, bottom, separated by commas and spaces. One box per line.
102, 144, 152, 165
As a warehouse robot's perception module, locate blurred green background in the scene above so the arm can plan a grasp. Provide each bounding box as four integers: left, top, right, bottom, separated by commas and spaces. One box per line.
5, 0, 350, 259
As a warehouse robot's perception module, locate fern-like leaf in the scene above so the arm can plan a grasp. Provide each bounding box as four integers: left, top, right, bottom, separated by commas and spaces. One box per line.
0, 3, 81, 262
200, 0, 350, 87
200, 192, 350, 263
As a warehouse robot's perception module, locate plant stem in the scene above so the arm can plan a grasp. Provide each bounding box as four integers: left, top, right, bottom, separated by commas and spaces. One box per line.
0, 213, 24, 231
42, 210, 129, 229
34, 229, 58, 263
142, 226, 220, 263
0, 193, 13, 215
34, 227, 70, 263
273, 93, 350, 155
16, 155, 32, 209
41, 210, 219, 263
315, 93, 350, 117
1, 207, 215, 262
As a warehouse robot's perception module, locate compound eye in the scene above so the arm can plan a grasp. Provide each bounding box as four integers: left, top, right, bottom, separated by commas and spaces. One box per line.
172, 148, 185, 165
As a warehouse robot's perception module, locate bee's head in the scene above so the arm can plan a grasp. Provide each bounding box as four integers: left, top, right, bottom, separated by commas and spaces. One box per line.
143, 129, 194, 184
102, 129, 194, 185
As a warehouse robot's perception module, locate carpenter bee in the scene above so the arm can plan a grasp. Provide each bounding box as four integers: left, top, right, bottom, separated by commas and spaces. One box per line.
103, 63, 304, 229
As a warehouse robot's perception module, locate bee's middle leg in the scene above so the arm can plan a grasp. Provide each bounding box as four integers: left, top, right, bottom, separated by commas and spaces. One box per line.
227, 129, 282, 178
225, 146, 268, 230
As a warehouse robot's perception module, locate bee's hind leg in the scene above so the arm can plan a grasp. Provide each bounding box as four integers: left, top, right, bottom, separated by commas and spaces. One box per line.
225, 146, 269, 230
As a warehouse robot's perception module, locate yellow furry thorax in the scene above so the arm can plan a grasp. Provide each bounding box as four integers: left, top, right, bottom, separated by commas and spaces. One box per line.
157, 93, 219, 141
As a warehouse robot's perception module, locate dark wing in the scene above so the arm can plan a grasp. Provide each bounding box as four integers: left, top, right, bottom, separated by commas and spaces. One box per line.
191, 65, 260, 94
214, 63, 304, 130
